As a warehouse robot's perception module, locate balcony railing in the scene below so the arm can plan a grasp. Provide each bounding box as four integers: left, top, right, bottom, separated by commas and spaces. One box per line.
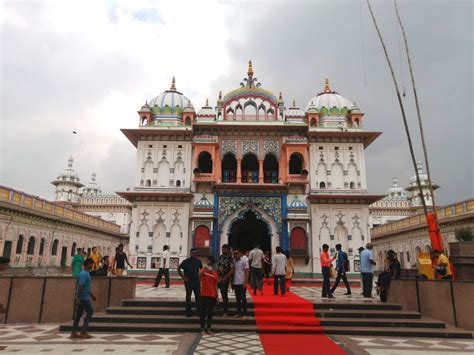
241, 170, 258, 183
193, 173, 214, 182
222, 170, 237, 183
287, 174, 308, 184
264, 170, 279, 183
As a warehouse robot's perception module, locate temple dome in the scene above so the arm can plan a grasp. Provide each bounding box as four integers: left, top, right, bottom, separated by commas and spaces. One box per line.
197, 99, 216, 118
148, 77, 193, 117
384, 177, 408, 201
286, 100, 305, 119
306, 78, 353, 116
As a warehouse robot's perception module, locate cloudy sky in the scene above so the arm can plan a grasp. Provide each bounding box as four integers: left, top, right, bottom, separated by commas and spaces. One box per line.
0, 0, 472, 205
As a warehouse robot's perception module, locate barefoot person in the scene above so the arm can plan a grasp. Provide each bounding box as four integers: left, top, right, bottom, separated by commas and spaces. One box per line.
113, 243, 133, 276
272, 247, 287, 296
249, 244, 264, 296
70, 258, 96, 339
217, 244, 233, 317
232, 248, 249, 320
154, 245, 170, 288
0, 257, 10, 314
199, 255, 218, 334
178, 248, 203, 317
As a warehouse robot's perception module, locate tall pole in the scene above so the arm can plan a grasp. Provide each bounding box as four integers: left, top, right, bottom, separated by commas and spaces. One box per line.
366, 0, 430, 220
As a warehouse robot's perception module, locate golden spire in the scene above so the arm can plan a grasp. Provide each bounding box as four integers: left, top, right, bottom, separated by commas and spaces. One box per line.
292, 99, 296, 108
247, 60, 254, 77
323, 77, 331, 93
170, 76, 176, 91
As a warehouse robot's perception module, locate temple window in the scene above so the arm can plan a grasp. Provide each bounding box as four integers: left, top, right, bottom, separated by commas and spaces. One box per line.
27, 236, 35, 255
263, 153, 278, 183
222, 153, 237, 183
289, 153, 303, 174
197, 151, 213, 173
16, 235, 24, 254
241, 153, 259, 183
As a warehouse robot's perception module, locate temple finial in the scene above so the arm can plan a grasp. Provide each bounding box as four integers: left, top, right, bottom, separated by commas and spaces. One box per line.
324, 77, 331, 93
248, 60, 254, 77
170, 76, 176, 91
205, 98, 209, 106
292, 99, 296, 107
218, 91, 222, 100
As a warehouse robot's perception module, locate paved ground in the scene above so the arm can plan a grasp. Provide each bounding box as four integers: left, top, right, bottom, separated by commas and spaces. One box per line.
1, 284, 473, 354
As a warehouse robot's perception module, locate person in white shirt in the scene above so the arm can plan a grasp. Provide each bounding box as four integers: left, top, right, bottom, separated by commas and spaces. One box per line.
154, 245, 170, 288
272, 246, 287, 296
248, 245, 264, 296
232, 248, 249, 320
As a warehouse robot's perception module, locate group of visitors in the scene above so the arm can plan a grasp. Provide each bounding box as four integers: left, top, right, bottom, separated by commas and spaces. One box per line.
171, 244, 296, 335
71, 243, 132, 278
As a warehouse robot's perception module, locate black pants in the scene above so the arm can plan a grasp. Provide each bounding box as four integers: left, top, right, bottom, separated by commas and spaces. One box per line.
250, 267, 263, 294
331, 269, 351, 293
322, 266, 332, 297
72, 300, 94, 333
264, 266, 271, 279
154, 268, 170, 287
218, 281, 229, 314
380, 289, 388, 302
273, 275, 286, 295
185, 281, 200, 316
233, 284, 247, 316
362, 272, 373, 297
200, 296, 216, 330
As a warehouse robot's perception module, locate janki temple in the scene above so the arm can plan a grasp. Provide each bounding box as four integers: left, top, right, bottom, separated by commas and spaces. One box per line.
117, 61, 383, 272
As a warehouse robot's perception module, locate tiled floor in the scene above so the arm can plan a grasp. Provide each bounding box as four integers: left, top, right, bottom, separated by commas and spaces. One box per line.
194, 333, 264, 354
2, 285, 474, 354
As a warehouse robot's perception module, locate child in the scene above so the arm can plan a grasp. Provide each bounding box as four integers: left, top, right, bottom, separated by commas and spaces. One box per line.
70, 258, 97, 339
199, 255, 218, 335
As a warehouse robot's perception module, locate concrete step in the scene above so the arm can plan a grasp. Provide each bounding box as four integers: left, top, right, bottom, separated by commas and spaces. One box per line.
59, 322, 257, 333
319, 317, 446, 329
96, 313, 444, 329
316, 309, 422, 319
121, 299, 403, 311
323, 326, 473, 339
93, 313, 256, 325
58, 321, 472, 338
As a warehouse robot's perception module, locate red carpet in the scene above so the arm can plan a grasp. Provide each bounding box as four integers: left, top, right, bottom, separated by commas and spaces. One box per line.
250, 284, 346, 355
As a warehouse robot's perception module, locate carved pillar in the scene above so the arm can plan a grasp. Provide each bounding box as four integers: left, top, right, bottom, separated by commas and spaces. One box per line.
237, 159, 242, 183
259, 159, 264, 183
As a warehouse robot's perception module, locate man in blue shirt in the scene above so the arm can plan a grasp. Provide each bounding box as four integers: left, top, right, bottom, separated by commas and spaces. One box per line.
360, 243, 376, 298
330, 244, 351, 295
70, 258, 96, 339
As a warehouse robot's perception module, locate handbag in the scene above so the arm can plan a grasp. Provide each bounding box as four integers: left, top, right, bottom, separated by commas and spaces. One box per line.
329, 266, 337, 279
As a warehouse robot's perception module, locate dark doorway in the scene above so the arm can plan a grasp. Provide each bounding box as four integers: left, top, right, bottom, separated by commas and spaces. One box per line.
60, 247, 68, 267
198, 152, 213, 173
3, 241, 12, 258
229, 210, 271, 253
289, 153, 303, 174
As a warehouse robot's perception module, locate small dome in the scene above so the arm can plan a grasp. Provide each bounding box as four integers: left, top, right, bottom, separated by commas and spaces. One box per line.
306, 78, 353, 116
194, 194, 213, 208
140, 102, 151, 112
197, 99, 216, 118
183, 101, 195, 113
52, 157, 83, 187
384, 177, 408, 201
306, 100, 319, 113
149, 77, 193, 117
286, 100, 305, 119
288, 195, 307, 209
83, 172, 102, 196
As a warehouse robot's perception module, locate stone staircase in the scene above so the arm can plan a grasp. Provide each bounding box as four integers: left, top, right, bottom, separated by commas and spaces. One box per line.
60, 298, 473, 338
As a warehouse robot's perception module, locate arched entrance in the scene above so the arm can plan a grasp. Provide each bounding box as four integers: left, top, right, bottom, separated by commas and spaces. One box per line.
228, 210, 271, 253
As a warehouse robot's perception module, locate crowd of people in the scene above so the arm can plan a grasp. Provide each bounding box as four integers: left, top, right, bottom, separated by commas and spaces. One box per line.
164, 244, 295, 335
71, 243, 133, 278
0, 240, 455, 339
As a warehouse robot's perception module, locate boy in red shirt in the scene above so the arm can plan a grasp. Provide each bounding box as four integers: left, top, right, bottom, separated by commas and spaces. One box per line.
199, 255, 218, 334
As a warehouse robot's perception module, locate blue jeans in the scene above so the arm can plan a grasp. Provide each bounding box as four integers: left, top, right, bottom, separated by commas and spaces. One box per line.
72, 299, 94, 332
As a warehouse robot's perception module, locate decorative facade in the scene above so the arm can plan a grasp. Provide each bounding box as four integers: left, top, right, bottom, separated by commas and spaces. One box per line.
119, 62, 383, 273
0, 186, 127, 268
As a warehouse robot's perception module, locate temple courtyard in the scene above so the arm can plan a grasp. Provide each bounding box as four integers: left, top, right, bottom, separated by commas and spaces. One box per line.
1, 283, 473, 354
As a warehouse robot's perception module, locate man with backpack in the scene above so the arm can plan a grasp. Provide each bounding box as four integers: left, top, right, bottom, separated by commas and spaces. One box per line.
330, 244, 351, 295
